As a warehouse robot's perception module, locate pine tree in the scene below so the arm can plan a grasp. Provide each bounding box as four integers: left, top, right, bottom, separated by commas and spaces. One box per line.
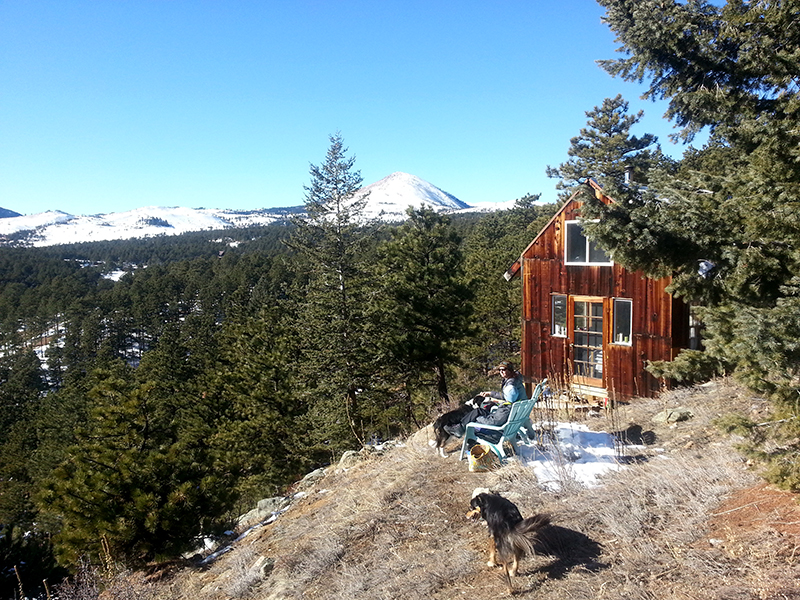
591, 0, 800, 487
591, 0, 800, 330
544, 96, 674, 282
286, 133, 379, 453
38, 348, 237, 566
0, 349, 48, 445
205, 306, 308, 502
375, 207, 474, 414
546, 94, 665, 202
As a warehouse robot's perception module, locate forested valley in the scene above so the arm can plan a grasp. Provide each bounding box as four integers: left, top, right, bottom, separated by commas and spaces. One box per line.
0, 145, 556, 596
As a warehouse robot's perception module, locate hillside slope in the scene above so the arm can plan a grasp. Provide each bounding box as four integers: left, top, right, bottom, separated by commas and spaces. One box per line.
92, 379, 800, 599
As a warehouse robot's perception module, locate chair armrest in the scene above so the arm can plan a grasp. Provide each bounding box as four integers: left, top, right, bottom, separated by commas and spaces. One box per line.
464, 422, 504, 432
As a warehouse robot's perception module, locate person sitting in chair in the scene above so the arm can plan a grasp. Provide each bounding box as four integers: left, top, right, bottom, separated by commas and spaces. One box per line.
444, 361, 528, 438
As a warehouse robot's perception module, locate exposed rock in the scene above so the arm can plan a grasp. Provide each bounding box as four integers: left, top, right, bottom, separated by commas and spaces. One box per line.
652, 407, 694, 424
294, 467, 327, 491
338, 450, 361, 469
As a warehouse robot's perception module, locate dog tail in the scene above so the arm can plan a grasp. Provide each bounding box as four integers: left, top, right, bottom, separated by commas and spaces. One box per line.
499, 513, 551, 558
516, 513, 551, 537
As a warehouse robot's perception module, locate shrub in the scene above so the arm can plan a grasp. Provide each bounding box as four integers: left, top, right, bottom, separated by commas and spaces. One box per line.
646, 349, 725, 384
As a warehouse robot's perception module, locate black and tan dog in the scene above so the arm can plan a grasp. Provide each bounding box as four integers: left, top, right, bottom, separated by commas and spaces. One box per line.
467, 492, 550, 593
431, 395, 482, 457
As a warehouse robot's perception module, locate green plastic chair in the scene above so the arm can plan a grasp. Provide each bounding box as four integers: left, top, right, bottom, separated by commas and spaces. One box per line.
459, 380, 545, 461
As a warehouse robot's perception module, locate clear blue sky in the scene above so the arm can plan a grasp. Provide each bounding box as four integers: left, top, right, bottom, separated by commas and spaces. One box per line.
1, 1, 694, 216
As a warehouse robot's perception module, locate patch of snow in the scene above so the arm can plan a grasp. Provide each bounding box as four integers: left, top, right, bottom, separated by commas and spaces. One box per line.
456, 198, 519, 213
103, 270, 128, 281
514, 422, 638, 491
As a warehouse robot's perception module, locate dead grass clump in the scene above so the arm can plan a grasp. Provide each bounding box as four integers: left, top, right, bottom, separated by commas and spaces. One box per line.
592, 445, 757, 547
220, 546, 273, 598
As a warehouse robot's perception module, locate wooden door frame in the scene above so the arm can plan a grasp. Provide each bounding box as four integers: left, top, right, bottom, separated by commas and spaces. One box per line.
568, 295, 606, 388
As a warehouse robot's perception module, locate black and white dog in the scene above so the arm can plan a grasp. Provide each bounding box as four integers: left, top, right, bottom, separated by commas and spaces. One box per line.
430, 395, 482, 457
467, 492, 551, 593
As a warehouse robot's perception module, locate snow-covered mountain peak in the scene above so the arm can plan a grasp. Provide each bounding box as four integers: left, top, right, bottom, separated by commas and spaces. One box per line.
355, 172, 468, 219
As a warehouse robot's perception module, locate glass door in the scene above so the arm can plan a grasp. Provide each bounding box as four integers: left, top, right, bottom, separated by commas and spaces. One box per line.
572, 299, 604, 386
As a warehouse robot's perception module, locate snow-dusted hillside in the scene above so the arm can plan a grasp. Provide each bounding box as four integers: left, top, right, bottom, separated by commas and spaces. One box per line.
0, 206, 284, 247
0, 172, 498, 247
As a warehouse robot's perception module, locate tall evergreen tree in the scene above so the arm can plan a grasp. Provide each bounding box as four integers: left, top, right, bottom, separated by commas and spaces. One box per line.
546, 94, 668, 202
588, 0, 800, 487
375, 207, 474, 413
0, 349, 48, 445
286, 133, 379, 453
0, 349, 49, 534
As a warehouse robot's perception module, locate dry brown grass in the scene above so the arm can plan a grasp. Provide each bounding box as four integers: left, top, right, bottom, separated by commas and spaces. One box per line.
97, 378, 800, 600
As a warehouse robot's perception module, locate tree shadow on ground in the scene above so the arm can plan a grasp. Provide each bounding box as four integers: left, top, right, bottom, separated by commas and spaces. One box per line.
611, 424, 657, 464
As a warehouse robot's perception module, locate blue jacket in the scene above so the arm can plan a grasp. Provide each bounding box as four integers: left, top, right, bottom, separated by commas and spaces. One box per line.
488, 373, 528, 404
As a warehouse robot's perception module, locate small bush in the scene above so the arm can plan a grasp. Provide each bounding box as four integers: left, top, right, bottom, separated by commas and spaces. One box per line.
714, 413, 756, 436
646, 349, 725, 384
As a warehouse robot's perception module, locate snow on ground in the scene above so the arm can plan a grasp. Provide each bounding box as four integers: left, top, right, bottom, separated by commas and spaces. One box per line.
427, 419, 643, 491
514, 422, 633, 491
455, 198, 519, 213
102, 270, 129, 282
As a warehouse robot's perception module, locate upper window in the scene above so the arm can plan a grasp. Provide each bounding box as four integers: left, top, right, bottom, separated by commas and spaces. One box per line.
565, 220, 612, 265
612, 298, 632, 345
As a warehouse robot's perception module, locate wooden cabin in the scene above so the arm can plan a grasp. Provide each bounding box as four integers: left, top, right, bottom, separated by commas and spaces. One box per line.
506, 180, 692, 403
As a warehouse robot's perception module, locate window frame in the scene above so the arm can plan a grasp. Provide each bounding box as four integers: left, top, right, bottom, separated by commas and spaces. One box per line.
551, 294, 567, 337
564, 220, 613, 266
612, 298, 633, 346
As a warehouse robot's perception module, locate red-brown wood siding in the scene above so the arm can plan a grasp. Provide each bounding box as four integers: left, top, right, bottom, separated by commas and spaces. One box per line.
518, 191, 689, 400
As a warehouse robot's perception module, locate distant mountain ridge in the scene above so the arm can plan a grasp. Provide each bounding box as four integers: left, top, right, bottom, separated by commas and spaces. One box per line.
0, 172, 511, 248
